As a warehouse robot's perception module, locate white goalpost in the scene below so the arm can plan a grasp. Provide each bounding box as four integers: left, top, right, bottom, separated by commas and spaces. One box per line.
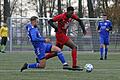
8, 17, 103, 52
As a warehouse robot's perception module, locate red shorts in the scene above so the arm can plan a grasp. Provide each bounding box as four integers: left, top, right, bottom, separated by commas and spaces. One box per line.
56, 33, 70, 49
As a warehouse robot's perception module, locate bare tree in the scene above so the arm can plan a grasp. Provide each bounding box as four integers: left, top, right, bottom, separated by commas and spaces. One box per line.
58, 0, 62, 14
48, 0, 56, 36
0, 0, 1, 26
10, 0, 17, 16
4, 0, 10, 23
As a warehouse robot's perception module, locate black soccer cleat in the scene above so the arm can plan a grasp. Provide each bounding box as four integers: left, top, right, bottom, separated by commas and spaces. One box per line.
63, 64, 72, 70
100, 57, 103, 60
71, 66, 83, 71
104, 56, 107, 60
1, 51, 5, 53
20, 63, 28, 72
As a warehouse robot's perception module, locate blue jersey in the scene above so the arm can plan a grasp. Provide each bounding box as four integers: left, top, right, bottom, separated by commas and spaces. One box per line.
98, 20, 112, 38
25, 23, 52, 60
26, 23, 45, 46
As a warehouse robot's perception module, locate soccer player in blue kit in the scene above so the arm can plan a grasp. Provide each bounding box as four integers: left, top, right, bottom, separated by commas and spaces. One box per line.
20, 16, 71, 72
97, 14, 112, 60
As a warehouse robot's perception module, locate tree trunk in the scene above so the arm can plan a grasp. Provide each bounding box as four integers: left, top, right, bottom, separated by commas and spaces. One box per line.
10, 0, 17, 16
0, 0, 1, 26
4, 0, 11, 23
95, 0, 101, 17
115, 0, 118, 7
102, 0, 105, 12
58, 0, 62, 14
48, 0, 56, 36
105, 0, 108, 8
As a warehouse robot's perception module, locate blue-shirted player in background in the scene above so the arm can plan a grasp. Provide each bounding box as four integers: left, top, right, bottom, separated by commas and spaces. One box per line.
20, 16, 71, 72
97, 14, 112, 60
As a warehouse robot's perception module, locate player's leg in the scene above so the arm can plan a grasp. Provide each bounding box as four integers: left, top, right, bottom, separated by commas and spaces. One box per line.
36, 52, 57, 63
0, 37, 7, 53
35, 42, 61, 63
56, 34, 78, 68
64, 39, 78, 67
21, 58, 46, 72
44, 43, 71, 69
99, 37, 104, 60
104, 38, 109, 60
100, 44, 104, 60
45, 52, 57, 59
35, 46, 58, 63
64, 39, 83, 71
56, 43, 64, 49
104, 45, 108, 60
21, 48, 46, 72
50, 45, 71, 70
0, 38, 2, 52
35, 44, 62, 63
45, 43, 67, 65
51, 45, 67, 65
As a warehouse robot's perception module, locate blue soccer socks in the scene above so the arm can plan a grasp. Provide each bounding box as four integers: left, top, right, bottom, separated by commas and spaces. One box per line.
100, 48, 103, 58
105, 48, 108, 56
28, 63, 39, 68
57, 51, 67, 65
100, 47, 108, 60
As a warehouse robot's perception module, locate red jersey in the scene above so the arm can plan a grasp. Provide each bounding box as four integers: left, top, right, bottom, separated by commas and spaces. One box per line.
52, 12, 79, 34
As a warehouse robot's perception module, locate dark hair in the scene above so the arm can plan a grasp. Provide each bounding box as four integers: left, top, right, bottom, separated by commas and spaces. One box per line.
67, 6, 74, 12
30, 16, 38, 21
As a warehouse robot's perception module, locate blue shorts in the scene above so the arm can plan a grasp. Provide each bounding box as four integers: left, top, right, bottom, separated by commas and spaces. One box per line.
99, 37, 109, 45
34, 43, 52, 60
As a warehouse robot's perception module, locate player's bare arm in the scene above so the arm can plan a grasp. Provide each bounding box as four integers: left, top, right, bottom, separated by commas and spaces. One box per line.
48, 19, 58, 32
75, 18, 86, 35
45, 38, 51, 43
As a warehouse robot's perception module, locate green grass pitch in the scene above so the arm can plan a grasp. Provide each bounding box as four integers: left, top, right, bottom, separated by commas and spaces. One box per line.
0, 51, 120, 80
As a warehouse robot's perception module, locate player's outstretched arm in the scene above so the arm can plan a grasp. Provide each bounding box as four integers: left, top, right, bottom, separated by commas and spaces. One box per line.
72, 14, 86, 35
48, 19, 58, 32
76, 19, 86, 35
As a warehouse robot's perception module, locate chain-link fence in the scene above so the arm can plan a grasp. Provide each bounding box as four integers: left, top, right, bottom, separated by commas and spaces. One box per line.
6, 17, 120, 52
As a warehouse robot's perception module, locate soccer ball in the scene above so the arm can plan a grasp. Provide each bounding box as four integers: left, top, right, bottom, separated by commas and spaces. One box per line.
84, 64, 93, 72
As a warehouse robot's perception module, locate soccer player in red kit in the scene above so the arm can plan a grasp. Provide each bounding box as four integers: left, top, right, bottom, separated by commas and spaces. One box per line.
48, 6, 86, 70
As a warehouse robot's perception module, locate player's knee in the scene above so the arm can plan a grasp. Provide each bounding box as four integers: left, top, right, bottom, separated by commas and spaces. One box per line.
37, 59, 46, 68
38, 63, 45, 68
53, 47, 62, 55
55, 46, 62, 52
57, 47, 61, 52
